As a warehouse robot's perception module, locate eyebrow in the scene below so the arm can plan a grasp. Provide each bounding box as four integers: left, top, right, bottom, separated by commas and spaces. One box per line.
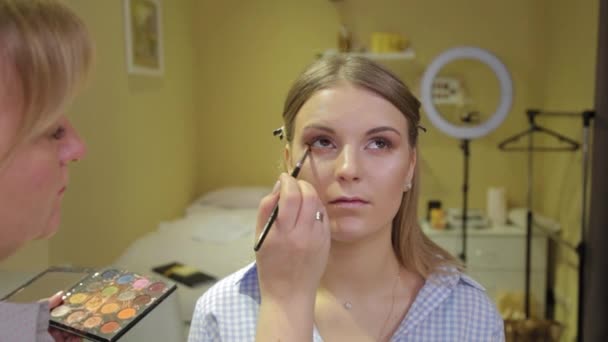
302, 124, 402, 136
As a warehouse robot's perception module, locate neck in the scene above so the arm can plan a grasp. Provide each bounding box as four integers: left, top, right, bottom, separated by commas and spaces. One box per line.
0, 239, 20, 262
320, 224, 401, 296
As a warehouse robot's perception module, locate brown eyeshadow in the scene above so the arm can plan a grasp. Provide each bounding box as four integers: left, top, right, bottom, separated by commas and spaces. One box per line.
133, 294, 151, 306
148, 281, 166, 293
100, 321, 120, 334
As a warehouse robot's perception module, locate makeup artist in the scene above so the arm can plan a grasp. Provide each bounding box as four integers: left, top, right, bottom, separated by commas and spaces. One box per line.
0, 1, 92, 341
189, 56, 505, 341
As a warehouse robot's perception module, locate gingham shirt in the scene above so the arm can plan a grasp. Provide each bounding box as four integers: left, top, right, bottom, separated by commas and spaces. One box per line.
188, 263, 505, 341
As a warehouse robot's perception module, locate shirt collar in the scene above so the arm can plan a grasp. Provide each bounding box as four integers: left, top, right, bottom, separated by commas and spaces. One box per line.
393, 268, 461, 337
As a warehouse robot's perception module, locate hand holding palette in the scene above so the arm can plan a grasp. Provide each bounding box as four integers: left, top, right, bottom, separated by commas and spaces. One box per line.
4, 267, 176, 342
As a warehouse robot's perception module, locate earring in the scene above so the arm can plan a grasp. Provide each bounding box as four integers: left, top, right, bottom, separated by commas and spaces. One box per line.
404, 182, 412, 192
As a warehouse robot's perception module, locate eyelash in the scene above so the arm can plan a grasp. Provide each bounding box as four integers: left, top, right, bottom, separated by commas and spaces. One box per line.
370, 137, 393, 149
307, 136, 393, 150
51, 126, 66, 140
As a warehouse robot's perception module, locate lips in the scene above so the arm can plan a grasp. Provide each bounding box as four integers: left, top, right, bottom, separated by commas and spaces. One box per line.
328, 196, 369, 208
59, 186, 66, 195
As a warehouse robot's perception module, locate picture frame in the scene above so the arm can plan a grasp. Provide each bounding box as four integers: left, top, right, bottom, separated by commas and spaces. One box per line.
124, 0, 164, 76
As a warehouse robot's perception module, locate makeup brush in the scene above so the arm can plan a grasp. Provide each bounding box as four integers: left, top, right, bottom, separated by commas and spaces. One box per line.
254, 147, 311, 252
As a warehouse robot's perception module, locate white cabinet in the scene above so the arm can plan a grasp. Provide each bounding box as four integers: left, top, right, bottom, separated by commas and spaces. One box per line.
423, 223, 548, 315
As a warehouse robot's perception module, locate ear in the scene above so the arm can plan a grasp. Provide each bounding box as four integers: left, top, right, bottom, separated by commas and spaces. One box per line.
404, 149, 417, 191
284, 144, 294, 174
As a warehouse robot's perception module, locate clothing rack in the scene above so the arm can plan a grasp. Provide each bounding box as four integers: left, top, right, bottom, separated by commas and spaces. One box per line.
498, 109, 594, 330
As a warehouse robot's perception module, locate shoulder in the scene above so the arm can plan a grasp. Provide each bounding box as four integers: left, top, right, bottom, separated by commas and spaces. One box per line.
425, 269, 504, 336
452, 273, 497, 311
428, 267, 489, 301
452, 272, 504, 337
194, 262, 260, 313
188, 263, 260, 341
431, 269, 499, 314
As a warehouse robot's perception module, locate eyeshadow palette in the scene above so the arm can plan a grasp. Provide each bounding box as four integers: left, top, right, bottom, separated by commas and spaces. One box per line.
48, 268, 176, 342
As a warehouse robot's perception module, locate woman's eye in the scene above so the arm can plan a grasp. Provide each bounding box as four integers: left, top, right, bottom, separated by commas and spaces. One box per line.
368, 138, 392, 150
310, 137, 334, 149
51, 126, 66, 140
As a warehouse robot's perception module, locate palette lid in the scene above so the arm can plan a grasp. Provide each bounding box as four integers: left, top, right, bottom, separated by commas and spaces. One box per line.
2, 266, 94, 303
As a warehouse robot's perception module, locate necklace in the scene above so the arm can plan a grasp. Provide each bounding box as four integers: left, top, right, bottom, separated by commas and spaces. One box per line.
342, 267, 401, 341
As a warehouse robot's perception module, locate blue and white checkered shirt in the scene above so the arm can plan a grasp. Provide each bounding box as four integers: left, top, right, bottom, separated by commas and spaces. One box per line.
188, 263, 504, 341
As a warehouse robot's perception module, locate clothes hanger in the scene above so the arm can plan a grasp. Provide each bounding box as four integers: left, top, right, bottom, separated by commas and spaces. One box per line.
498, 109, 580, 151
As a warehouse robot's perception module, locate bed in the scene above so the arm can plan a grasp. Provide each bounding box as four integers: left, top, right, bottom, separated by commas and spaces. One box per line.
112, 187, 269, 338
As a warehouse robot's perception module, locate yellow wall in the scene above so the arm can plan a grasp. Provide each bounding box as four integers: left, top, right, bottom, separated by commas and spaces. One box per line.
192, 0, 338, 192
45, 0, 198, 267
537, 0, 598, 340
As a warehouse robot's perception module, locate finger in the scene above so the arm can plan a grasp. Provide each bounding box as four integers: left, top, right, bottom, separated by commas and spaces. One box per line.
49, 329, 64, 341
255, 179, 281, 236
297, 181, 330, 243
295, 180, 321, 233
275, 172, 303, 231
46, 291, 64, 309
68, 335, 83, 342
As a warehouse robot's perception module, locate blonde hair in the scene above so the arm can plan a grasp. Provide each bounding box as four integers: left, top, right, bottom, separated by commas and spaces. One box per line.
282, 56, 462, 278
0, 0, 93, 162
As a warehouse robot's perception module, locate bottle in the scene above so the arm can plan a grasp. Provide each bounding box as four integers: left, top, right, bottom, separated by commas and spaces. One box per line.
338, 26, 351, 52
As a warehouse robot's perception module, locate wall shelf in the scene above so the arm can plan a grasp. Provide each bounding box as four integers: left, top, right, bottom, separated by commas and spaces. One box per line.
319, 48, 416, 60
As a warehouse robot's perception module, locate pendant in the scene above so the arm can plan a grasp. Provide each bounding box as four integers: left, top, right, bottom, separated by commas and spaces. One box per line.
343, 301, 353, 310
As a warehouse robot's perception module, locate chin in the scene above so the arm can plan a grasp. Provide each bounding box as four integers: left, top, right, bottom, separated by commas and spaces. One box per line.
331, 216, 392, 243
38, 212, 61, 240
328, 217, 380, 242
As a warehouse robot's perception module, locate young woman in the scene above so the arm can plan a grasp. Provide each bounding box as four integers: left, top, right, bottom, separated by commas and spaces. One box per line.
189, 56, 504, 341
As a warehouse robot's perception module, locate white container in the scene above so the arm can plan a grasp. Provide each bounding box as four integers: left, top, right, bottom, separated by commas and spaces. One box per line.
487, 187, 507, 226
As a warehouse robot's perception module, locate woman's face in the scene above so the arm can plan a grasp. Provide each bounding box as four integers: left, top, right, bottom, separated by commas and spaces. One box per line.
287, 83, 416, 243
0, 74, 86, 257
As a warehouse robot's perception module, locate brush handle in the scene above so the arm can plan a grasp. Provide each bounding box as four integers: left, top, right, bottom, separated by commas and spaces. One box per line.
254, 147, 310, 252
253, 202, 279, 251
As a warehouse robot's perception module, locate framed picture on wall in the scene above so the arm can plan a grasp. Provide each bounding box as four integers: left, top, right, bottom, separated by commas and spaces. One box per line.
124, 0, 164, 76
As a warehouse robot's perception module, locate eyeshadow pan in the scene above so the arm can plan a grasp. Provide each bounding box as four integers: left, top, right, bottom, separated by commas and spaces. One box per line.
133, 294, 151, 306
100, 321, 120, 334
100, 303, 120, 314
148, 281, 166, 293
50, 305, 71, 318
132, 278, 149, 290
85, 296, 104, 311
69, 293, 88, 305
101, 286, 119, 297
117, 308, 136, 320
117, 290, 136, 302
116, 274, 135, 284
101, 269, 119, 280
66, 311, 86, 324
86, 282, 103, 292
83, 316, 103, 329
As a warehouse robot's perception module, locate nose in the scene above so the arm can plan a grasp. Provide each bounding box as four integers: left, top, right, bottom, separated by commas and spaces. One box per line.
335, 145, 360, 182
59, 119, 87, 165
